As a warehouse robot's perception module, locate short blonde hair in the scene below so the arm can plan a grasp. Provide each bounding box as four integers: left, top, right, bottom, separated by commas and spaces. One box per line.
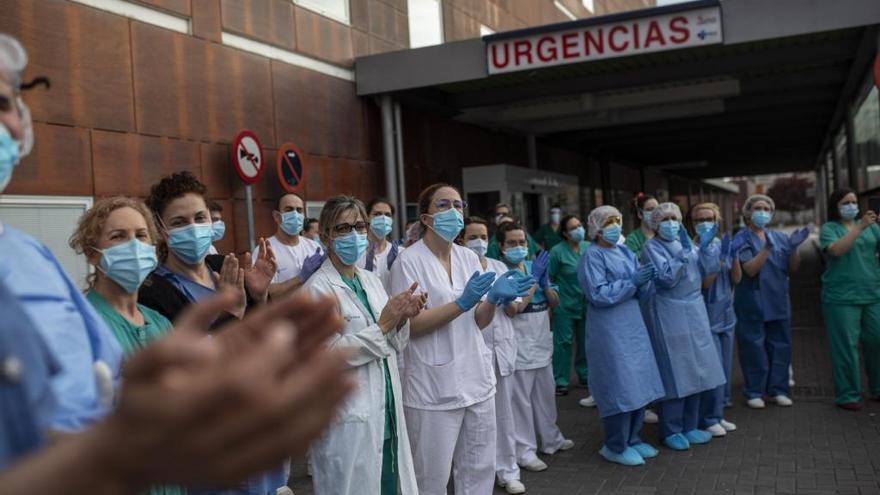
691, 202, 722, 223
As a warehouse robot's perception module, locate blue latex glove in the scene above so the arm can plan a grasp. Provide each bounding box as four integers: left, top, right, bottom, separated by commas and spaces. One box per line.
299, 248, 326, 281
531, 250, 551, 289
631, 263, 656, 287
788, 227, 809, 249
763, 231, 774, 250
698, 224, 719, 249
720, 233, 731, 259
678, 225, 692, 250
455, 271, 496, 311
487, 270, 535, 305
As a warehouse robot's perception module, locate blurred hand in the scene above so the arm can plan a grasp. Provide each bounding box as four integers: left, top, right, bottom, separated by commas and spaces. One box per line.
860, 210, 878, 230
243, 238, 277, 302
214, 254, 246, 318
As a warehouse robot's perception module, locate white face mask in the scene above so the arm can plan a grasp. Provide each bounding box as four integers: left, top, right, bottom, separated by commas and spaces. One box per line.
466, 238, 488, 258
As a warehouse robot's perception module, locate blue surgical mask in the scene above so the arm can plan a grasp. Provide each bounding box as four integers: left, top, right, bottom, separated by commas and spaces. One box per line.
333, 232, 368, 266
429, 208, 464, 243
0, 125, 20, 193
659, 220, 681, 241
568, 226, 585, 242
466, 238, 488, 258
504, 246, 528, 265
96, 239, 158, 293
370, 215, 393, 238
280, 210, 304, 236
167, 223, 214, 265
696, 222, 716, 237
602, 224, 621, 244
751, 210, 772, 228
840, 203, 859, 221
211, 220, 226, 241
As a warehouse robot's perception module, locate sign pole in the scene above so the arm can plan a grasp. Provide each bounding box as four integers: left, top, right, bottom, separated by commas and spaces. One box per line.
245, 184, 255, 252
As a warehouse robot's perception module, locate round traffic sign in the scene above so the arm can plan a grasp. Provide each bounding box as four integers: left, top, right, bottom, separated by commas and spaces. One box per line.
231, 130, 264, 184
276, 143, 306, 193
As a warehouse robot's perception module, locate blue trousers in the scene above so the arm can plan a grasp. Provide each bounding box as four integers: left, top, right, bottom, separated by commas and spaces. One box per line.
700, 330, 734, 428
736, 318, 791, 399
657, 395, 700, 439
601, 408, 645, 454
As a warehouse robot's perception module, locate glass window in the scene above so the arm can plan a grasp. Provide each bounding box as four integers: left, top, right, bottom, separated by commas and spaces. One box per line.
408, 0, 443, 48
834, 127, 849, 189
294, 0, 349, 24
854, 84, 880, 190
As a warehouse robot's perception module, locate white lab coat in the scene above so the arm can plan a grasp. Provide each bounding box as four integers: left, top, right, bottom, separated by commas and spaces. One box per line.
304, 260, 418, 495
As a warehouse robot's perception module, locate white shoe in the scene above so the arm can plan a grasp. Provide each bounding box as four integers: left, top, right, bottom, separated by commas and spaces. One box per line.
747, 398, 766, 409
276, 488, 294, 495
497, 478, 526, 494
579, 395, 597, 407
519, 458, 548, 472
773, 395, 793, 407
559, 439, 575, 451
706, 423, 727, 437
644, 409, 659, 424
720, 419, 737, 432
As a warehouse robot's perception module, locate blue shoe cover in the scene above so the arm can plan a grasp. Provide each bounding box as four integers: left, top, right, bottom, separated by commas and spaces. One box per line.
662, 433, 690, 451
684, 429, 712, 444
599, 445, 645, 466
631, 442, 659, 459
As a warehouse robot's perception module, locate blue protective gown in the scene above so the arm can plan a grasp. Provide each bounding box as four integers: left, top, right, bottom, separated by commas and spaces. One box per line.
580, 244, 665, 418
0, 224, 122, 432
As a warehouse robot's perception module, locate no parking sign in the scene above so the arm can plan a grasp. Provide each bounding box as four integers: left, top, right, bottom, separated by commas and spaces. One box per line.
276, 143, 306, 193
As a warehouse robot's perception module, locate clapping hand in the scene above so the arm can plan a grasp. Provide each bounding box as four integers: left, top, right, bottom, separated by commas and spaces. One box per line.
788, 227, 809, 249
531, 250, 551, 289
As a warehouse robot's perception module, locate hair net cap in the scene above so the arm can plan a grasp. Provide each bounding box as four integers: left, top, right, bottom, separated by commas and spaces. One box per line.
587, 205, 621, 240
647, 202, 682, 231
742, 194, 775, 215
0, 33, 27, 87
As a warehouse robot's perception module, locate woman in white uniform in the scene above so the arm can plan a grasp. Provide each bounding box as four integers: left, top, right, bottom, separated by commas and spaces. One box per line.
305, 196, 426, 495
497, 222, 574, 472
389, 183, 533, 495
357, 197, 404, 291
461, 216, 525, 495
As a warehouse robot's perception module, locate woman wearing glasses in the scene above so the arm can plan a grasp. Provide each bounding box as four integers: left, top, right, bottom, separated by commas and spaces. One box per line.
389, 184, 534, 495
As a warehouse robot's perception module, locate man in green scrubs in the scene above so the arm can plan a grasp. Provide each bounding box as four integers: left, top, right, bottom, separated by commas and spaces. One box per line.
533, 205, 564, 251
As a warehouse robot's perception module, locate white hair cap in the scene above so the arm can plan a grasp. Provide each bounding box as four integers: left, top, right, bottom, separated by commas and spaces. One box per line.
0, 33, 27, 87
587, 205, 621, 240
647, 202, 683, 231
742, 194, 775, 215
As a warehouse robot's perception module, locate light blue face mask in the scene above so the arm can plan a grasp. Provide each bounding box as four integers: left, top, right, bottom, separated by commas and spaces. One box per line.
568, 226, 586, 242
167, 223, 214, 265
466, 238, 488, 258
280, 210, 304, 236
429, 208, 464, 243
211, 220, 226, 242
751, 210, 772, 228
370, 215, 393, 238
96, 239, 158, 293
0, 124, 20, 193
696, 222, 716, 237
839, 203, 859, 221
658, 220, 681, 241
602, 224, 621, 244
504, 246, 528, 265
333, 232, 368, 266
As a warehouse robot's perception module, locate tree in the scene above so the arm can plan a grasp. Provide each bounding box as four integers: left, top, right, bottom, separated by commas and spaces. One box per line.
767, 176, 814, 212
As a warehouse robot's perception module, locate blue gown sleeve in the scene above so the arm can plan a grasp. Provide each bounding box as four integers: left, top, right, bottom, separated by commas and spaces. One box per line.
583, 249, 637, 307
643, 240, 688, 289
698, 241, 721, 277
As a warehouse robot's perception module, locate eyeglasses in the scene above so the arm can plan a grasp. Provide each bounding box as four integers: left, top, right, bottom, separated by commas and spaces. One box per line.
434, 199, 467, 211
602, 217, 622, 227
693, 217, 716, 224
332, 222, 369, 235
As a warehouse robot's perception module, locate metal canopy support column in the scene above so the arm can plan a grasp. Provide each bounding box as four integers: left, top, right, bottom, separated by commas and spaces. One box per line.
394, 102, 407, 239
380, 94, 400, 238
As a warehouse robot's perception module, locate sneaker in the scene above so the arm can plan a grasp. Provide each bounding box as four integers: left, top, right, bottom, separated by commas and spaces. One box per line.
599, 445, 645, 466
559, 439, 575, 451
720, 419, 737, 431
706, 423, 727, 437
773, 395, 793, 407
747, 397, 766, 409
276, 488, 294, 495
684, 429, 712, 445
662, 433, 690, 451
579, 395, 597, 407
630, 442, 659, 459
643, 409, 659, 424
837, 401, 863, 411
496, 478, 526, 495
555, 386, 569, 396
519, 458, 548, 472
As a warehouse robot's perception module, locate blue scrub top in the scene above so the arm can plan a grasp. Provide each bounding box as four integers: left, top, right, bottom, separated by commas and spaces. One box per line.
0, 224, 122, 432
734, 229, 792, 322
153, 264, 216, 303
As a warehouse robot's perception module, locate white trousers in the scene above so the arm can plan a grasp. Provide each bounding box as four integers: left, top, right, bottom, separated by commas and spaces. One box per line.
404, 398, 496, 495
495, 370, 520, 482
512, 365, 566, 464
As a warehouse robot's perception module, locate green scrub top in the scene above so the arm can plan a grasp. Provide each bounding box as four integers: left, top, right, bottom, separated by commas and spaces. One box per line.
488, 233, 540, 260
339, 273, 398, 495
820, 222, 880, 305
86, 290, 172, 354
533, 223, 563, 251
549, 240, 590, 317
624, 228, 649, 257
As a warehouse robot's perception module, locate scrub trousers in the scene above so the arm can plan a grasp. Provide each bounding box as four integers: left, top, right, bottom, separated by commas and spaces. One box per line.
494, 369, 520, 483
602, 408, 646, 454
512, 365, 567, 463
404, 397, 496, 495
657, 394, 700, 440
700, 329, 734, 428
736, 318, 791, 399
551, 311, 588, 387
822, 302, 880, 404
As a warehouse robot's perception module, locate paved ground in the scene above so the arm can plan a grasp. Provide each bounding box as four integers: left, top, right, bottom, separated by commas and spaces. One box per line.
289, 239, 880, 494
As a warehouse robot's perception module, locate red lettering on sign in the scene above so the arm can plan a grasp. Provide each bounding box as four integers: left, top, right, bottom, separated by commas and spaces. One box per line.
561, 32, 579, 59
669, 16, 689, 43
644, 20, 666, 48
609, 25, 629, 52
632, 22, 641, 49
584, 28, 604, 55
491, 43, 510, 69
537, 36, 558, 62
514, 40, 533, 65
